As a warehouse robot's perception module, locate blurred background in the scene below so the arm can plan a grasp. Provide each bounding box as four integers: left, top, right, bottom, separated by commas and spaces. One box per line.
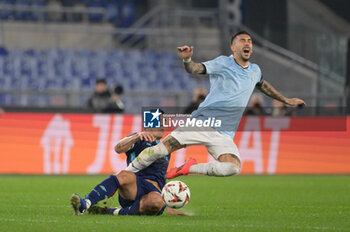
0, 0, 349, 115
1, 0, 350, 176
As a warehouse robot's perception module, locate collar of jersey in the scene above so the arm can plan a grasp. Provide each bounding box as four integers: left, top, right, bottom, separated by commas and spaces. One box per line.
230, 55, 250, 69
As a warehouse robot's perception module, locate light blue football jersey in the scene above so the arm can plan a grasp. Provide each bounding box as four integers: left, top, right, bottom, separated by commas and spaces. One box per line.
191, 55, 263, 139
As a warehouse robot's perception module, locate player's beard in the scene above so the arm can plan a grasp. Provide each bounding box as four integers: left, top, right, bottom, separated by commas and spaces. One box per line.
240, 53, 250, 62
242, 57, 249, 62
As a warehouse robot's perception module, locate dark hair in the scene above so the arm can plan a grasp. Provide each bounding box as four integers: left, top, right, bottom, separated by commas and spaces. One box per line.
95, 78, 107, 84
231, 31, 251, 44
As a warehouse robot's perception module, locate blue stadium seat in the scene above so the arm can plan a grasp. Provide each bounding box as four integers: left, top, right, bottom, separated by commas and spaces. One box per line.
119, 1, 135, 27
85, 0, 107, 22
0, 0, 15, 20
0, 0, 139, 25
30, 0, 46, 21
106, 0, 120, 24
0, 47, 201, 107
15, 0, 31, 21
0, 46, 8, 56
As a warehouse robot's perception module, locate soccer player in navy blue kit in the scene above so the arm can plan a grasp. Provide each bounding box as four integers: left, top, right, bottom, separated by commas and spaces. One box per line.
70, 125, 185, 216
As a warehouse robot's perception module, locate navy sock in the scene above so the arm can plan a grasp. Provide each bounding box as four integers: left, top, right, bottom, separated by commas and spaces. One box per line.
86, 175, 120, 205
118, 200, 141, 215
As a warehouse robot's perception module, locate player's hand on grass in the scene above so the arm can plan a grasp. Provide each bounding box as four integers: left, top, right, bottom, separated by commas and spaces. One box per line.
166, 207, 188, 216
285, 98, 306, 107
138, 132, 156, 142
177, 45, 194, 60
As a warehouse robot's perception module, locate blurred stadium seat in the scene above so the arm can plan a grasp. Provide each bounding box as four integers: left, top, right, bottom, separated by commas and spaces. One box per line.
0, 0, 347, 114
0, 47, 207, 109
0, 0, 136, 25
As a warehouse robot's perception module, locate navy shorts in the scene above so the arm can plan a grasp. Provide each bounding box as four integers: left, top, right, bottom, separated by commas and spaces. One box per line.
118, 175, 166, 215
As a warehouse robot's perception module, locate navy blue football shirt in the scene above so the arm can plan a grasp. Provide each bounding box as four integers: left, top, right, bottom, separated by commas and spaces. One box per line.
125, 133, 170, 189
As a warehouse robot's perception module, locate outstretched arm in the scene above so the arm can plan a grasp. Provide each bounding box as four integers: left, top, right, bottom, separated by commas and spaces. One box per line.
177, 45, 206, 74
256, 80, 306, 107
114, 132, 156, 154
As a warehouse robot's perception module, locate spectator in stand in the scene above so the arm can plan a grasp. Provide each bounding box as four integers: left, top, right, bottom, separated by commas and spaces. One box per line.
271, 99, 295, 116
87, 78, 124, 113
184, 86, 207, 114
47, 0, 63, 22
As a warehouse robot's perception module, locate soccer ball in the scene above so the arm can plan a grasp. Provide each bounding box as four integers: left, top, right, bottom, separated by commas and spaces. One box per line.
161, 181, 190, 209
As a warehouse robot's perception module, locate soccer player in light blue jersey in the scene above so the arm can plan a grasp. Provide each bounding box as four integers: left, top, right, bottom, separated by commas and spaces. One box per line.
126, 31, 306, 178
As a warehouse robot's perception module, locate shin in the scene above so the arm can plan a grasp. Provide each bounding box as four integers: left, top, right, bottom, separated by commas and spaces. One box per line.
125, 142, 169, 172
189, 160, 240, 176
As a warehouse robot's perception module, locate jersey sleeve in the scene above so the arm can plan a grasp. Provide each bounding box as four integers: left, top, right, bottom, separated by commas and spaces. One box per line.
256, 74, 264, 86
202, 56, 225, 75
255, 65, 264, 86
125, 140, 140, 156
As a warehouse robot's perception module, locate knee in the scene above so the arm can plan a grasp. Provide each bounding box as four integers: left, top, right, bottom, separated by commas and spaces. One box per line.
214, 162, 240, 176
114, 170, 134, 186
139, 192, 164, 215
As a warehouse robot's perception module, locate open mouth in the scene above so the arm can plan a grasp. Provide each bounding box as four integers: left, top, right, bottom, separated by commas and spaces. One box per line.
243, 48, 250, 55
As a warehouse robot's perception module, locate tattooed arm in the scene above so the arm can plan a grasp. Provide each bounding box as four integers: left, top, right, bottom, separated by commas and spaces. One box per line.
114, 132, 156, 154
256, 80, 306, 107
183, 60, 206, 74
177, 45, 206, 74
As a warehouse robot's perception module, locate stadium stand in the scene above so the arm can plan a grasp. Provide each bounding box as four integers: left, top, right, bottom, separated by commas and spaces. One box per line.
0, 46, 208, 111
0, 0, 348, 114
0, 0, 136, 26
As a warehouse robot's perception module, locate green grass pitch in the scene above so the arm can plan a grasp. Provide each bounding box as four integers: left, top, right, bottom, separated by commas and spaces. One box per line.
0, 175, 349, 232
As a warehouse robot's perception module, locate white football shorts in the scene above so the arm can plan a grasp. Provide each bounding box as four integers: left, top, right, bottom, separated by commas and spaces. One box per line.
170, 126, 241, 162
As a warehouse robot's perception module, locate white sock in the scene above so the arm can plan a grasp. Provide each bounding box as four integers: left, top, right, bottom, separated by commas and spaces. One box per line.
85, 199, 91, 209
112, 207, 121, 215
125, 142, 169, 172
189, 161, 240, 177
